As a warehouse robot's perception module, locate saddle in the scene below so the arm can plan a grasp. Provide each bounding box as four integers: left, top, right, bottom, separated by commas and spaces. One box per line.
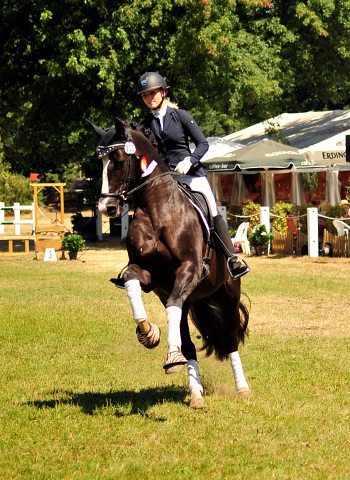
177, 182, 215, 248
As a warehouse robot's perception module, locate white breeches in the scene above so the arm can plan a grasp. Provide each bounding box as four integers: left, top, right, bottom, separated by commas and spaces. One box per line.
173, 175, 218, 217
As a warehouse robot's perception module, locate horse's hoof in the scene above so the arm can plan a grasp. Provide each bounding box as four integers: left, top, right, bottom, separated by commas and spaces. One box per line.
163, 351, 187, 374
237, 387, 253, 398
189, 390, 205, 409
136, 323, 161, 349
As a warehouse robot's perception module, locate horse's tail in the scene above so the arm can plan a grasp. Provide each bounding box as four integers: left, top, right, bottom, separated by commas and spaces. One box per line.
189, 296, 249, 361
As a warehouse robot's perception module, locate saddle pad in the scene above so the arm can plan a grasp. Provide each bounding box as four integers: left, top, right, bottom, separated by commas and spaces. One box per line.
177, 183, 211, 239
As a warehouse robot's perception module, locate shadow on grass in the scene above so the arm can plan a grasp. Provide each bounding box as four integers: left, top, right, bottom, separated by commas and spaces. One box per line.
27, 385, 188, 419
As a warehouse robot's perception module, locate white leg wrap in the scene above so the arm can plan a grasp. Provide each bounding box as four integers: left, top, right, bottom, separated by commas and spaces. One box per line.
166, 305, 182, 351
187, 359, 203, 395
229, 351, 249, 392
124, 279, 147, 324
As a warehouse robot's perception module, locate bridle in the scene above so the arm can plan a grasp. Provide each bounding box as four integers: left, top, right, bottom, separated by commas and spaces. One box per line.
98, 131, 175, 205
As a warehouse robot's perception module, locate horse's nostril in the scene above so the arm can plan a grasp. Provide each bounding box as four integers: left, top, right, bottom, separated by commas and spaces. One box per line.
106, 206, 116, 216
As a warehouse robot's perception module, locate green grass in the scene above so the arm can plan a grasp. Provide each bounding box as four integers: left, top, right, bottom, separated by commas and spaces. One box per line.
0, 253, 350, 479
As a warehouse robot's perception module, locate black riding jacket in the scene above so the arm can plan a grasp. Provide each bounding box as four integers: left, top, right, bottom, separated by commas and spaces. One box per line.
140, 106, 209, 177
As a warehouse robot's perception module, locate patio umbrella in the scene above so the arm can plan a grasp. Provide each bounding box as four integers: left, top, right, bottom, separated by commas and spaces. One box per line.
203, 138, 318, 207
202, 138, 312, 172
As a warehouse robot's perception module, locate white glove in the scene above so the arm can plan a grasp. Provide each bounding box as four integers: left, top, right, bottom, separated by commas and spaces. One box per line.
174, 157, 192, 174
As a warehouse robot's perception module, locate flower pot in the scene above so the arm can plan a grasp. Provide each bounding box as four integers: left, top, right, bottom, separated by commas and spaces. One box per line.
255, 246, 268, 256
68, 251, 78, 260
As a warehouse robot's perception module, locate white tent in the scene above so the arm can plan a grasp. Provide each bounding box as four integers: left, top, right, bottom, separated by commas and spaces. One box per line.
207, 111, 350, 206
223, 110, 350, 150
301, 129, 350, 166
190, 136, 244, 161
190, 137, 245, 204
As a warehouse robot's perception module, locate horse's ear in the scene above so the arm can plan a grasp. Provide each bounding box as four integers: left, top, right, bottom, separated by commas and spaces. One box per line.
86, 120, 105, 140
115, 117, 127, 141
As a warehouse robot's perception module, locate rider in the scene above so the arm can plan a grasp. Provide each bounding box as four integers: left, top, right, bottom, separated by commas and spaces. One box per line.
137, 71, 250, 279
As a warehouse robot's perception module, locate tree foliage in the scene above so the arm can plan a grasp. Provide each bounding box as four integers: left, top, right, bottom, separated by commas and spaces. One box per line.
2, 0, 350, 182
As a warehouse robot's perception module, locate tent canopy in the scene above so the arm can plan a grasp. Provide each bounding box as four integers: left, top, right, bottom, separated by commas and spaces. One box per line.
223, 110, 350, 150
190, 136, 244, 161
301, 129, 350, 166
202, 139, 315, 172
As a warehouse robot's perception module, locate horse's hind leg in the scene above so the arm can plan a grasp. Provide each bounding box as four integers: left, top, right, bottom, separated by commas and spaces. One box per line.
180, 308, 204, 409
229, 351, 251, 398
209, 280, 252, 398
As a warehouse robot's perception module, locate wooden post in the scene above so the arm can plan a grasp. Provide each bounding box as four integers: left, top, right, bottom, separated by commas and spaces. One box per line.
31, 183, 66, 259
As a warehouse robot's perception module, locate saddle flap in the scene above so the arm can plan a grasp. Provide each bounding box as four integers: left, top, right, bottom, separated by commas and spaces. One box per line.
177, 183, 215, 246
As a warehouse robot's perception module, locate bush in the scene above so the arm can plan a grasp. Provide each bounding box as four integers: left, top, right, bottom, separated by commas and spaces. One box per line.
227, 204, 243, 232
291, 204, 308, 234
248, 224, 274, 247
61, 234, 85, 252
272, 201, 293, 234
0, 169, 33, 206
325, 204, 346, 235
243, 201, 260, 229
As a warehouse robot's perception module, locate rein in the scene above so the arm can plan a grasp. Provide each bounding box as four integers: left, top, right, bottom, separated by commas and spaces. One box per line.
100, 171, 178, 200
99, 131, 182, 203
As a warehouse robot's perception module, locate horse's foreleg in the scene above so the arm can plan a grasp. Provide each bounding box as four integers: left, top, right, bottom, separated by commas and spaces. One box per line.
163, 305, 188, 373
163, 261, 202, 373
124, 279, 147, 324
124, 267, 160, 349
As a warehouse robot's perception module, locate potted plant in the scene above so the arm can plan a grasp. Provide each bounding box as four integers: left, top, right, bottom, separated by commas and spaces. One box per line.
248, 224, 274, 256
61, 233, 85, 260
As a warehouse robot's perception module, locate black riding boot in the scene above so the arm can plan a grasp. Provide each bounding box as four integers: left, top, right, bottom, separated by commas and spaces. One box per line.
213, 215, 250, 279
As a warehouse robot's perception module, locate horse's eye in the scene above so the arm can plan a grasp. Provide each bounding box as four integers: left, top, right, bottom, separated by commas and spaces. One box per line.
114, 161, 126, 170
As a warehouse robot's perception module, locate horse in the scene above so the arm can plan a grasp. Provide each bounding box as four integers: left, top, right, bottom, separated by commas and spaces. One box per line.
89, 117, 251, 408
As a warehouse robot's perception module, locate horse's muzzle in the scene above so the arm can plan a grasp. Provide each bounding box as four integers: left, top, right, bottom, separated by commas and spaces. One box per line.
98, 197, 121, 217
106, 205, 117, 216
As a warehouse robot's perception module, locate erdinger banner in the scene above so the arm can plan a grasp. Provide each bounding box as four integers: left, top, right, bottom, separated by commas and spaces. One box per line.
303, 130, 350, 166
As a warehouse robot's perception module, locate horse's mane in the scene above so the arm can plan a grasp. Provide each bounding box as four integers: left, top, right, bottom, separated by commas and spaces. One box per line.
124, 120, 165, 159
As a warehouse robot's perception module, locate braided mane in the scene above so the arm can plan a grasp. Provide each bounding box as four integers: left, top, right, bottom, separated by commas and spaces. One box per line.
124, 120, 164, 159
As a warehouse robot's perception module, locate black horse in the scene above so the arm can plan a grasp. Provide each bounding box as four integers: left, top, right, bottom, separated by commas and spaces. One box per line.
89, 118, 251, 408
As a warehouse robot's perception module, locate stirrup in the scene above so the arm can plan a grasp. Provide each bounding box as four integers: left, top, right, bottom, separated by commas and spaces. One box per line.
227, 255, 250, 279
110, 265, 128, 289
110, 276, 125, 289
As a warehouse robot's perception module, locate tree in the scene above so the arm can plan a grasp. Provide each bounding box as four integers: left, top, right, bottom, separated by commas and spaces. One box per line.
0, 0, 290, 180
275, 0, 350, 111
2, 0, 350, 183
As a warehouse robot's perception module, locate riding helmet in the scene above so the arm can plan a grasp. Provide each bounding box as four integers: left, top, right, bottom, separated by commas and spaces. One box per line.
137, 72, 167, 95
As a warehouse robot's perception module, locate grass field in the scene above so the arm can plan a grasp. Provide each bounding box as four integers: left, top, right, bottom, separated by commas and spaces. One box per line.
1, 244, 350, 479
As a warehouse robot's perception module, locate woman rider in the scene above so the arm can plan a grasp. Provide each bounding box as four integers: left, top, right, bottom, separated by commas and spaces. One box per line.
137, 71, 250, 279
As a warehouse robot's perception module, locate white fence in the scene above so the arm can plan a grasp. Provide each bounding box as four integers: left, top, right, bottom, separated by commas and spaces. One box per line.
259, 206, 319, 258
0, 203, 35, 235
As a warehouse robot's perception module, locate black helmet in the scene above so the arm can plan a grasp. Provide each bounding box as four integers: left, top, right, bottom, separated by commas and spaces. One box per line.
137, 72, 167, 95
